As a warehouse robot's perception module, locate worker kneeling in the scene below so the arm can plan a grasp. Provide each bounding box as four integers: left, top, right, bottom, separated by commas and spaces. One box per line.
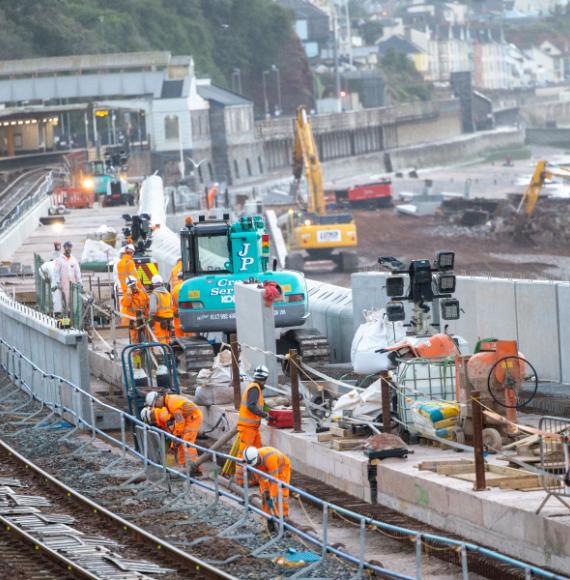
149, 275, 173, 344
145, 391, 202, 466
243, 446, 291, 527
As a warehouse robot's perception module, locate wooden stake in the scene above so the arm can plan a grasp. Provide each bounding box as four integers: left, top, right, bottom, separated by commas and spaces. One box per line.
289, 349, 302, 433
380, 371, 391, 434
471, 390, 487, 491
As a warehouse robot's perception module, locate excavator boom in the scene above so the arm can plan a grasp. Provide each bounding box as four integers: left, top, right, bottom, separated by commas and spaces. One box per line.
518, 160, 570, 216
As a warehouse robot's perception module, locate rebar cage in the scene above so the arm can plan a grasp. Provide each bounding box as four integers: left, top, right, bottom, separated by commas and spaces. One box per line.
395, 357, 457, 435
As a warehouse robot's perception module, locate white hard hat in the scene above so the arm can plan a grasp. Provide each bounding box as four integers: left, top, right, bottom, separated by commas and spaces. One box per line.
145, 391, 158, 407
253, 365, 269, 381
140, 407, 153, 423
126, 275, 138, 287
243, 446, 259, 465
125, 244, 135, 253
151, 274, 163, 285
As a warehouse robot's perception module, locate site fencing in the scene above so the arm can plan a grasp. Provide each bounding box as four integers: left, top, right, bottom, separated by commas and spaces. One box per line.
0, 337, 563, 580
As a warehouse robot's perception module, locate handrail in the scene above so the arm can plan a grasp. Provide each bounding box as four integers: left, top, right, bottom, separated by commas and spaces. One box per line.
0, 336, 562, 580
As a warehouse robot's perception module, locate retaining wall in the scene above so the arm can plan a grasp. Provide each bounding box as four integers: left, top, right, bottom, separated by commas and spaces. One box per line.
0, 290, 90, 420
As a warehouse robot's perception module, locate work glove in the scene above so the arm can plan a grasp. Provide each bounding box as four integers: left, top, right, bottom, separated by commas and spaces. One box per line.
261, 411, 270, 420
263, 490, 274, 510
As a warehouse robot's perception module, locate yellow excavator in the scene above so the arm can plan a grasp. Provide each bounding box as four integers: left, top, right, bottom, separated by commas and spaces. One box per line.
283, 106, 358, 272
513, 159, 570, 239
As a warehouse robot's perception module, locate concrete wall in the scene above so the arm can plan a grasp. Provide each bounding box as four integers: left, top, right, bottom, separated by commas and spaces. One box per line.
521, 99, 570, 126
0, 291, 90, 421
526, 128, 570, 148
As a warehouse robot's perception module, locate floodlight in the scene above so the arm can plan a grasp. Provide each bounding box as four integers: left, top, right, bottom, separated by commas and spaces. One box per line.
440, 298, 460, 320
436, 251, 455, 271
386, 301, 406, 322
386, 276, 405, 298
437, 273, 456, 294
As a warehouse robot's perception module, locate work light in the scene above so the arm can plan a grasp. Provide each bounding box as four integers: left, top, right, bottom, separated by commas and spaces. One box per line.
436, 251, 455, 270
386, 301, 406, 322
437, 273, 456, 294
386, 276, 405, 298
440, 298, 460, 320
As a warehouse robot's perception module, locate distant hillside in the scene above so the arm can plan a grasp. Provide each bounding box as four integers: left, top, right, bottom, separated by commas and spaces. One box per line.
0, 0, 313, 114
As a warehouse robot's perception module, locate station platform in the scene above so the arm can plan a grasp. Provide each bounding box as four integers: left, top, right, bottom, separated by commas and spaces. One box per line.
87, 347, 570, 575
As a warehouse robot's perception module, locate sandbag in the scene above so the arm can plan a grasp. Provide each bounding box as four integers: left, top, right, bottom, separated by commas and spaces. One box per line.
195, 384, 233, 406
351, 310, 406, 374
81, 239, 119, 265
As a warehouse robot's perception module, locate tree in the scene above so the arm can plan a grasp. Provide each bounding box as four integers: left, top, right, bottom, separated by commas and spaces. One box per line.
361, 20, 383, 45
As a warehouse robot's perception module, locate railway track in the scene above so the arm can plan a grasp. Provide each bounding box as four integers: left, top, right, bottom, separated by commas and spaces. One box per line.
0, 438, 229, 580
0, 167, 51, 223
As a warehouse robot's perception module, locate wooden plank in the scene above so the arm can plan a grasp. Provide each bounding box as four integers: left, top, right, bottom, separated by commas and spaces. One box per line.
487, 465, 529, 476
330, 426, 357, 438
333, 439, 364, 451
436, 464, 476, 475
417, 460, 473, 472
317, 432, 333, 443
502, 435, 539, 451
497, 476, 541, 490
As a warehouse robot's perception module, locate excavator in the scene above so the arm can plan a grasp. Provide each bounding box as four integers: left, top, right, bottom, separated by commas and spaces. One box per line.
513, 159, 570, 239
284, 107, 358, 272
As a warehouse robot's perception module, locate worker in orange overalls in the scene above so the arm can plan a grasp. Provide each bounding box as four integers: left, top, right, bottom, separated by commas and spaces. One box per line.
144, 391, 202, 466
243, 446, 291, 530
169, 258, 182, 291
141, 405, 172, 431
171, 271, 192, 339
116, 244, 137, 295
235, 365, 269, 485
149, 274, 173, 344
120, 275, 149, 344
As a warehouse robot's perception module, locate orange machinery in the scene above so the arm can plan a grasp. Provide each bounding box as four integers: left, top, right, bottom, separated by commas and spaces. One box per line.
51, 187, 94, 210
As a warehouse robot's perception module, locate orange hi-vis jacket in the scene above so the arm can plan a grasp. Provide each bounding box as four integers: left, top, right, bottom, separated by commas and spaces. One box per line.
170, 260, 182, 290
117, 255, 137, 294
237, 382, 265, 430
120, 283, 149, 318
164, 394, 201, 437
257, 447, 290, 478
255, 447, 291, 517
153, 407, 173, 431
151, 289, 173, 319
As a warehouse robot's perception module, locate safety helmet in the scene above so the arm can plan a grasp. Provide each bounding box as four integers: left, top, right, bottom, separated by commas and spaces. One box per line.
177, 271, 184, 279
145, 391, 158, 407
151, 274, 164, 285
253, 365, 269, 381
63, 241, 73, 249
140, 407, 153, 424
243, 446, 259, 465
126, 275, 138, 287
125, 244, 135, 253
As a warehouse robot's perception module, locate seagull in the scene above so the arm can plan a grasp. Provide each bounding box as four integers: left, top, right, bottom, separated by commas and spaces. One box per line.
187, 157, 206, 170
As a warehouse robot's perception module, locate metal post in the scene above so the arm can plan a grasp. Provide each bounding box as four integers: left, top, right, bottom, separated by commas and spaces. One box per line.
120, 414, 126, 458
230, 334, 241, 410
471, 390, 487, 491
461, 544, 469, 580
322, 504, 328, 559
380, 371, 391, 434
289, 349, 302, 432
272, 65, 282, 115
358, 517, 366, 576
415, 534, 423, 580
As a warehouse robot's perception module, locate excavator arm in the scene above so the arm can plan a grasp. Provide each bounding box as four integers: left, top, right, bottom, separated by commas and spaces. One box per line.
292, 107, 326, 216
518, 160, 570, 216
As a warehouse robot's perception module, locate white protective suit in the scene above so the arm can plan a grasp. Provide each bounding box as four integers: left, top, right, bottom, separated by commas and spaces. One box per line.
39, 260, 63, 314
53, 254, 82, 313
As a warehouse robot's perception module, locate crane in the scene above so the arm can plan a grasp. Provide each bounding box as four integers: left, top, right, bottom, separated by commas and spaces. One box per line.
284, 106, 358, 272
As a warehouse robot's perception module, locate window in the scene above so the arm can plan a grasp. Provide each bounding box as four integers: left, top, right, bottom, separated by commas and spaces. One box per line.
258, 156, 264, 174
233, 159, 240, 179
164, 115, 179, 140
197, 165, 203, 183
246, 158, 252, 177
196, 235, 230, 272
208, 162, 214, 180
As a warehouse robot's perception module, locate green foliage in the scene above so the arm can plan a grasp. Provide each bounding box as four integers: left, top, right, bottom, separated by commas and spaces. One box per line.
380, 49, 432, 103
361, 20, 384, 45
0, 0, 297, 91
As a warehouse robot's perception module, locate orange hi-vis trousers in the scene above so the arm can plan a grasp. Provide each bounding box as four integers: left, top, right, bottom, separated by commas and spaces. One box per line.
235, 427, 261, 485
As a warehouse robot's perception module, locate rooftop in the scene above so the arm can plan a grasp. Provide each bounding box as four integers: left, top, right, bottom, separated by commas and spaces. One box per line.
197, 83, 251, 106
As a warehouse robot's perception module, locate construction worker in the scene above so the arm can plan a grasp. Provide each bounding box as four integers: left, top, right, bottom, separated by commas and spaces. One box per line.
116, 244, 137, 295
149, 274, 173, 343
171, 271, 191, 339
141, 406, 172, 431
51, 241, 62, 260
169, 257, 182, 290
144, 391, 202, 466
52, 241, 81, 316
243, 446, 291, 528
120, 275, 149, 344
235, 365, 270, 485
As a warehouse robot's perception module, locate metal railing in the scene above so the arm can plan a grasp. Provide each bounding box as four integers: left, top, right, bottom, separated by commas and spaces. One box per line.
536, 416, 570, 515
0, 337, 562, 579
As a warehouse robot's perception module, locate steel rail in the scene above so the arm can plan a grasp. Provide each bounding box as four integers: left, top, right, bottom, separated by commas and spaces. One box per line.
0, 512, 98, 580
0, 437, 234, 580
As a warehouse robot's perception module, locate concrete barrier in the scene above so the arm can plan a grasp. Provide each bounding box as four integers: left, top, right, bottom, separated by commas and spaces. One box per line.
556, 283, 570, 384
0, 290, 90, 420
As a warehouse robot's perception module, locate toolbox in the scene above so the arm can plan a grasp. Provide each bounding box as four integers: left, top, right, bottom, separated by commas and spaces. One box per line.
268, 409, 294, 429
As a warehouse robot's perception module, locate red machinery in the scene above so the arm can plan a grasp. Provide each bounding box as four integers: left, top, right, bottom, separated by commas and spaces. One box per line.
329, 179, 393, 208
51, 187, 94, 210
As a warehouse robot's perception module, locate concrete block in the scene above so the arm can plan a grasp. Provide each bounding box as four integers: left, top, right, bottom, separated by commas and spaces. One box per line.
350, 272, 389, 333
556, 283, 570, 384
482, 498, 545, 546
515, 281, 560, 382
235, 282, 278, 388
